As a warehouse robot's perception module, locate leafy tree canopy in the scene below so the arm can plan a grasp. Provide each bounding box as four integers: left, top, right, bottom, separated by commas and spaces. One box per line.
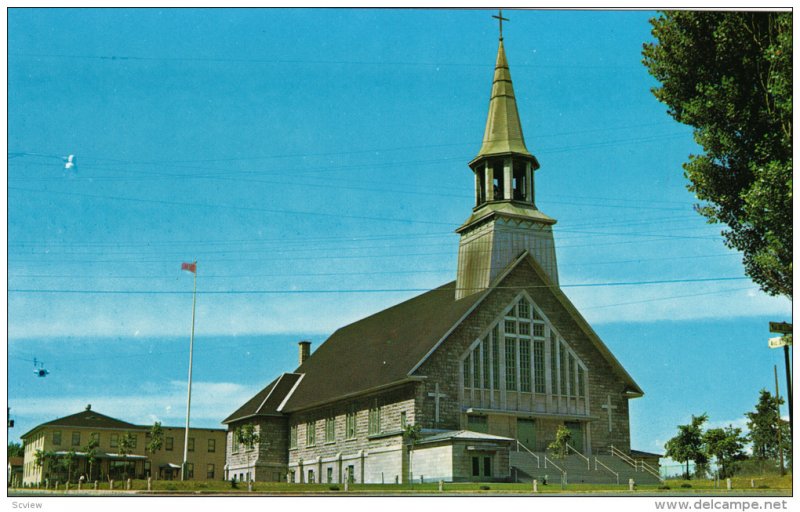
8, 441, 24, 458
664, 413, 709, 479
643, 11, 792, 297
704, 425, 747, 478
745, 389, 790, 461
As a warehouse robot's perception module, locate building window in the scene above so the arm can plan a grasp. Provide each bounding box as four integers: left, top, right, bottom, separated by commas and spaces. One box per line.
306, 422, 316, 447
186, 463, 194, 479
482, 339, 491, 389
91, 432, 99, 445
533, 339, 546, 394
518, 299, 530, 318
52, 431, 62, 446
165, 437, 174, 451
483, 456, 492, 477
400, 411, 407, 429
208, 438, 216, 453
505, 338, 517, 390
472, 347, 481, 388
325, 417, 335, 443
467, 415, 488, 433
560, 341, 568, 396
491, 326, 500, 389
207, 464, 215, 479
130, 434, 137, 449
308, 469, 315, 484
188, 437, 195, 452
290, 425, 298, 449
520, 340, 531, 392
550, 335, 559, 395
463, 356, 471, 389
110, 434, 119, 449
71, 432, 81, 446
578, 365, 586, 396
472, 457, 480, 477
327, 467, 333, 484
368, 405, 381, 435
343, 410, 354, 438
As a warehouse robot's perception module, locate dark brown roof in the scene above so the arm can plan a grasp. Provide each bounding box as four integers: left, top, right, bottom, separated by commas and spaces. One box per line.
21, 409, 142, 439
222, 372, 303, 424
281, 282, 485, 412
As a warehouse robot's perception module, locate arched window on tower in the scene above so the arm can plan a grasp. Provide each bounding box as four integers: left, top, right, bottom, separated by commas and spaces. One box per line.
476, 165, 487, 206
512, 161, 527, 201
492, 160, 504, 200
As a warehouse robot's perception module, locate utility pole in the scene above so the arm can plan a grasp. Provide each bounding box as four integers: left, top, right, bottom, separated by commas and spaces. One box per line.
774, 365, 785, 476
769, 322, 792, 436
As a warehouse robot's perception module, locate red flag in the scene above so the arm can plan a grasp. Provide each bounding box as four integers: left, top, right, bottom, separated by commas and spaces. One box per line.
181, 262, 197, 273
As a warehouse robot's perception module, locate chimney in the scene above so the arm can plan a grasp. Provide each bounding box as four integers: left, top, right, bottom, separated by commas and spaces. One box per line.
298, 340, 311, 365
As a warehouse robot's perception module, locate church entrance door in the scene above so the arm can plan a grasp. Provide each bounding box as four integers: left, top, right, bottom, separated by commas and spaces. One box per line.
516, 418, 536, 451
565, 421, 583, 453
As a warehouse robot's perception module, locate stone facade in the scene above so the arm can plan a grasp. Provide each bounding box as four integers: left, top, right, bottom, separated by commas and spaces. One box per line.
414, 257, 633, 456
225, 416, 289, 482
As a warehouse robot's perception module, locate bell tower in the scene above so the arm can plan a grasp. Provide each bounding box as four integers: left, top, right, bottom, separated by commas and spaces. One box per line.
455, 15, 559, 300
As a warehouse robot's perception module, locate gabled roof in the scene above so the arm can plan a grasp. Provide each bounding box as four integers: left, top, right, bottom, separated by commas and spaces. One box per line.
244, 251, 642, 415
279, 282, 486, 412
222, 373, 303, 424
21, 408, 142, 439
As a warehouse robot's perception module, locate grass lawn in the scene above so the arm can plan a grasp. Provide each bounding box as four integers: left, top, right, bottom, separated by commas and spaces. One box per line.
10, 473, 791, 496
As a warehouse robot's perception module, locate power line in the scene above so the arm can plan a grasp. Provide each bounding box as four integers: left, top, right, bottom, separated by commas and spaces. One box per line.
7, 276, 751, 295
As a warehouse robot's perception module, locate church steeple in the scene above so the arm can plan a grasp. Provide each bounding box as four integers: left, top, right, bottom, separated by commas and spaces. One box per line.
472, 38, 538, 166
455, 15, 559, 300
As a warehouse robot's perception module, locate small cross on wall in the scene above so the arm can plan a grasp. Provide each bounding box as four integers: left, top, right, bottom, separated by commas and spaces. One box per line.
601, 395, 618, 432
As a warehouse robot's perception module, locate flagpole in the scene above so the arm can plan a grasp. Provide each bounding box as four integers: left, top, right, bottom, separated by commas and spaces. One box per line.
182, 262, 197, 481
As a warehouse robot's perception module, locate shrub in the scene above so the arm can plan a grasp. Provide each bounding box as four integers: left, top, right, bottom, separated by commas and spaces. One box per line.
658, 485, 671, 490
479, 485, 491, 490
329, 485, 339, 491
680, 483, 692, 488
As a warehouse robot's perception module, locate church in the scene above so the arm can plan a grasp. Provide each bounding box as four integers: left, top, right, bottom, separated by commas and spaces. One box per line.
223, 20, 653, 485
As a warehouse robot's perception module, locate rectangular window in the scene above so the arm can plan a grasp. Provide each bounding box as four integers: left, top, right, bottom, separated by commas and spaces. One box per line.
467, 415, 488, 433
130, 434, 137, 449
110, 434, 119, 448
289, 425, 297, 449
306, 422, 316, 447
52, 431, 61, 445
71, 432, 81, 446
327, 467, 333, 484
504, 320, 516, 334
505, 338, 517, 391
472, 457, 480, 477
578, 366, 586, 396
568, 354, 575, 397
560, 343, 568, 396
533, 323, 544, 338
91, 432, 99, 444
325, 417, 335, 443
518, 321, 530, 336
533, 339, 546, 394
483, 456, 492, 477
492, 328, 500, 389
482, 339, 490, 389
207, 464, 215, 479
368, 406, 381, 435
166, 436, 174, 451
187, 463, 194, 479
533, 307, 541, 321
463, 356, 471, 389
472, 347, 481, 388
550, 335, 559, 395
520, 340, 531, 392
346, 411, 356, 439
518, 300, 529, 318
400, 411, 407, 428
188, 437, 195, 452
208, 438, 216, 453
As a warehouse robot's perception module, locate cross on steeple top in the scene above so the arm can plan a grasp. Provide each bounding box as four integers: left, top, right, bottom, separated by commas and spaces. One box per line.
492, 9, 509, 40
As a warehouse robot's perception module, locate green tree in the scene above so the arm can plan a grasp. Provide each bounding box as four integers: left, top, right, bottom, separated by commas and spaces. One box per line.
33, 449, 55, 483
8, 441, 24, 458
83, 437, 99, 481
704, 425, 747, 478
60, 449, 77, 483
235, 423, 261, 450
547, 425, 572, 459
745, 389, 791, 468
146, 422, 164, 454
642, 11, 792, 298
664, 413, 709, 479
403, 423, 422, 485
118, 432, 136, 480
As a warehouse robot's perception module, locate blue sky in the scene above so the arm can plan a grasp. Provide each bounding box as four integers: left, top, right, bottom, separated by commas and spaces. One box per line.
7, 8, 792, 464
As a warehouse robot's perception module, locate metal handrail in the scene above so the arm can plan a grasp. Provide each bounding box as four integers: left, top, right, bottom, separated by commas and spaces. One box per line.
543, 455, 566, 477
638, 460, 663, 481
516, 441, 540, 468
594, 457, 619, 485
609, 445, 637, 469
566, 443, 590, 470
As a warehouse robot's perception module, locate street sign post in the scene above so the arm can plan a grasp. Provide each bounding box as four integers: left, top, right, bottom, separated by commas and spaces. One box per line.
770, 322, 793, 334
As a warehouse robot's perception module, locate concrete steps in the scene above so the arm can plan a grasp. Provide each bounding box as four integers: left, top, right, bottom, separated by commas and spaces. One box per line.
510, 450, 662, 485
